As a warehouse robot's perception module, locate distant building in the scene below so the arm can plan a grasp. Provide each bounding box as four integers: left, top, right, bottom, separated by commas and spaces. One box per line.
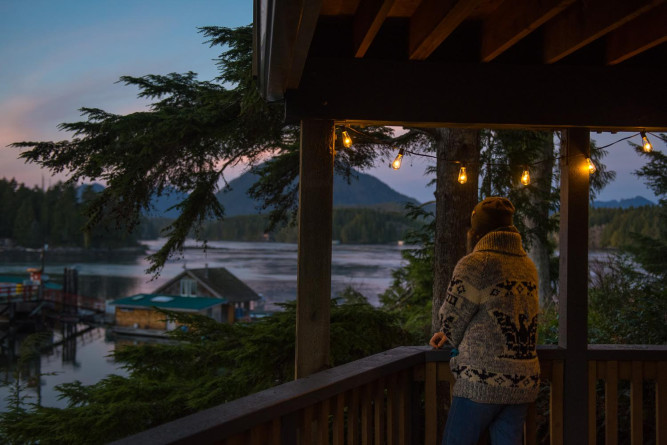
110, 294, 227, 334
153, 267, 261, 323
109, 267, 262, 336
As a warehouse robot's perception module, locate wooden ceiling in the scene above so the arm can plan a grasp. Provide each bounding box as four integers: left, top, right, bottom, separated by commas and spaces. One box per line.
254, 0, 667, 130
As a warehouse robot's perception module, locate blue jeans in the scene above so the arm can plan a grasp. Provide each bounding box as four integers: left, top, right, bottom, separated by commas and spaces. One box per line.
441, 397, 529, 445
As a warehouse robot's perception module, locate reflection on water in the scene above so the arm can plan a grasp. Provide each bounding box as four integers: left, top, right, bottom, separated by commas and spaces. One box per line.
2, 240, 411, 307
0, 242, 619, 411
0, 240, 411, 410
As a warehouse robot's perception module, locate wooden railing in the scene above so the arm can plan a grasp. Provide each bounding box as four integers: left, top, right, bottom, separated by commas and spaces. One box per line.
587, 345, 667, 445
112, 345, 667, 445
0, 286, 105, 313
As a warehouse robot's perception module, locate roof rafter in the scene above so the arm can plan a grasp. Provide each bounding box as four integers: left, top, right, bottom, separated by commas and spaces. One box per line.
409, 0, 483, 60
543, 0, 663, 63
354, 0, 396, 57
286, 0, 323, 89
606, 3, 667, 65
481, 0, 575, 62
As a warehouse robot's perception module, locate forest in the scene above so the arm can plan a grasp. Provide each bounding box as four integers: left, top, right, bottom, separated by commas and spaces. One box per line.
589, 205, 662, 248
0, 179, 140, 249
1, 177, 659, 249
0, 178, 421, 246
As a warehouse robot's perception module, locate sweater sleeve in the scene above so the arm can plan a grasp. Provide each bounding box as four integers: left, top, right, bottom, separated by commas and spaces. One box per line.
437, 261, 482, 347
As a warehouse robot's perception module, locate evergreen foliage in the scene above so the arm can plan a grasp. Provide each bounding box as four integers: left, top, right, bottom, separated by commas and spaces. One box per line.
0, 178, 140, 249
198, 208, 421, 244
10, 25, 430, 275
588, 254, 667, 344
589, 205, 661, 249
380, 203, 435, 339
0, 298, 412, 444
625, 133, 667, 279
479, 130, 560, 248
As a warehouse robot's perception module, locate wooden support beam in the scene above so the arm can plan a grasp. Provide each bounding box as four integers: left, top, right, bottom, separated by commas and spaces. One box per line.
543, 0, 662, 63
286, 1, 323, 90
285, 58, 667, 131
295, 119, 334, 379
409, 0, 482, 60
354, 0, 396, 58
481, 0, 575, 62
256, 0, 322, 101
606, 3, 667, 65
558, 128, 590, 445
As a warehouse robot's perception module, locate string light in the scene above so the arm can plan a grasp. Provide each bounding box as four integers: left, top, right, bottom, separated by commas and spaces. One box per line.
641, 131, 653, 152
458, 165, 468, 184
342, 131, 353, 148
521, 168, 531, 186
339, 126, 658, 183
391, 148, 404, 170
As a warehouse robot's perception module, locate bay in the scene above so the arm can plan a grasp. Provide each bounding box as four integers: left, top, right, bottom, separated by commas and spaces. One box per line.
0, 240, 411, 409
0, 241, 620, 411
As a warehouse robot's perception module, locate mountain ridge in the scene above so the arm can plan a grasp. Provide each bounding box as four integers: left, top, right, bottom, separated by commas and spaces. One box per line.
77, 170, 421, 218
592, 196, 655, 209
216, 169, 420, 217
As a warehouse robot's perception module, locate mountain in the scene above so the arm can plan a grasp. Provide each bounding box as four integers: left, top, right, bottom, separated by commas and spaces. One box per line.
146, 188, 189, 218
77, 183, 187, 218
79, 170, 420, 218
216, 169, 420, 217
75, 183, 104, 201
592, 196, 655, 209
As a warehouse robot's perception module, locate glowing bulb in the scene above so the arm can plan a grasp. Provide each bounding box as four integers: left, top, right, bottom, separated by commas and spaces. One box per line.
641, 132, 653, 152
458, 166, 467, 184
586, 158, 596, 174
391, 148, 404, 170
342, 131, 352, 148
521, 169, 530, 186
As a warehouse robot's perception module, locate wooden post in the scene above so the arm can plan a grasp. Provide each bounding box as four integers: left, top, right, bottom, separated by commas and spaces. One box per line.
558, 128, 590, 444
295, 119, 334, 379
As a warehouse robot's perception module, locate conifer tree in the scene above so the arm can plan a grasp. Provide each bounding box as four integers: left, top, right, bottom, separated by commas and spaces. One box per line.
626, 133, 667, 279
12, 26, 428, 274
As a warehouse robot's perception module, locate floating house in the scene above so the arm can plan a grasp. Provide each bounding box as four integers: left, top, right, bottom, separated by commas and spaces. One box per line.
152, 267, 261, 322
111, 294, 228, 335
110, 267, 262, 336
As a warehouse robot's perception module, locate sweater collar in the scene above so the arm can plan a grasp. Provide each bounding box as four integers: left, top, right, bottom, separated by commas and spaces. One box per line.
474, 228, 527, 256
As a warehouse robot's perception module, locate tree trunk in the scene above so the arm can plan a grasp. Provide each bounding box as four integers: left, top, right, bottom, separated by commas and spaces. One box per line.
524, 133, 555, 307
431, 128, 480, 334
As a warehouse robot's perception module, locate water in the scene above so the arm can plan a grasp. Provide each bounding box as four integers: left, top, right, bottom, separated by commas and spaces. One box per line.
2, 240, 411, 307
0, 240, 411, 409
0, 242, 619, 410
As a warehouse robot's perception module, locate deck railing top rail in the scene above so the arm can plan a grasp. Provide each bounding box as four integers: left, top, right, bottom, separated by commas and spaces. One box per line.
110, 346, 426, 445
110, 344, 667, 445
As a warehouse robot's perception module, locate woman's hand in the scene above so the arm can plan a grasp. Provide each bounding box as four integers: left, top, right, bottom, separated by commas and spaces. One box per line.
429, 332, 447, 349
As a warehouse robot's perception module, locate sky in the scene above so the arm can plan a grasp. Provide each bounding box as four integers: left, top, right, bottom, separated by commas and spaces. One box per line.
0, 0, 662, 204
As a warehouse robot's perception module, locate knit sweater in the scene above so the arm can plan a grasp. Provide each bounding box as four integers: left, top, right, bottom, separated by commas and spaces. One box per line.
438, 228, 540, 404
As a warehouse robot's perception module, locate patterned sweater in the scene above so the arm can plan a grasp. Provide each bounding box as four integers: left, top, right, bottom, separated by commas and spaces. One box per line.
438, 228, 540, 404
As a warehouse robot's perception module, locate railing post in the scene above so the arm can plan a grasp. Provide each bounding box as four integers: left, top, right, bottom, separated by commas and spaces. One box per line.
558, 128, 590, 444
657, 361, 667, 444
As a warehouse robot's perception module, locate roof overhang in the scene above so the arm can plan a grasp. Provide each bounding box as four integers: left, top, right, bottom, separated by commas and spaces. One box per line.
254, 0, 667, 131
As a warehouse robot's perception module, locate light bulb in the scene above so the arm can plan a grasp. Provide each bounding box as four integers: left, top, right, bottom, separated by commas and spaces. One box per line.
641, 132, 652, 152
521, 169, 530, 186
342, 131, 352, 148
458, 166, 467, 184
391, 148, 404, 170
586, 158, 596, 174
